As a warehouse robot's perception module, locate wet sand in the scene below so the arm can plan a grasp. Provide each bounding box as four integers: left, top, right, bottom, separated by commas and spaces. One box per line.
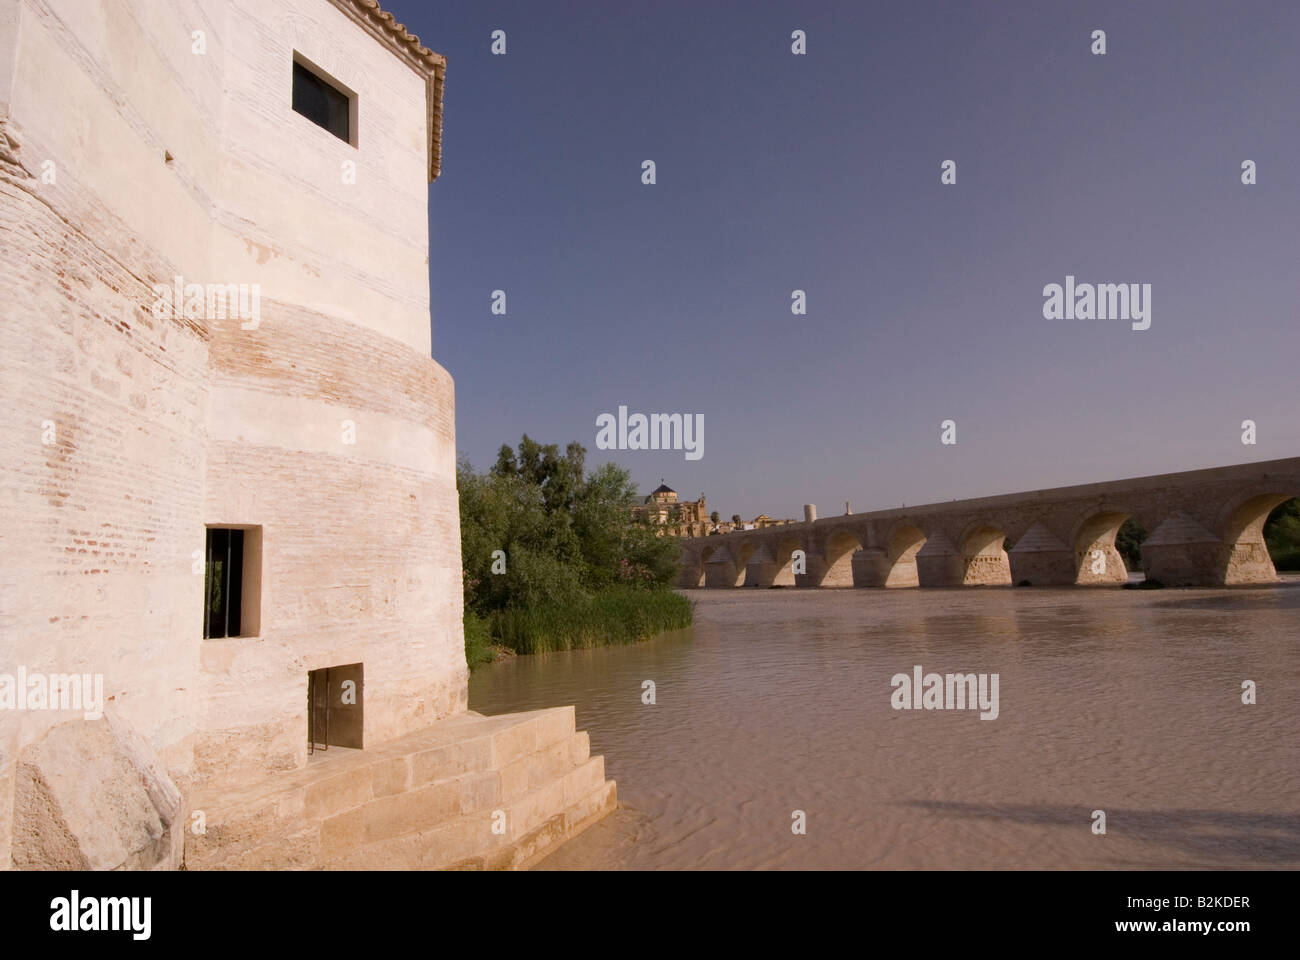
469, 581, 1300, 869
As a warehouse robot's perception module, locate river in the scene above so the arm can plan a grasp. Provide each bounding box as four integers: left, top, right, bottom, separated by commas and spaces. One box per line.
468, 581, 1300, 869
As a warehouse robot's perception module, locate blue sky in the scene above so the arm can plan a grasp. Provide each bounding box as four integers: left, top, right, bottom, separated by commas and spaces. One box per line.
391, 0, 1300, 518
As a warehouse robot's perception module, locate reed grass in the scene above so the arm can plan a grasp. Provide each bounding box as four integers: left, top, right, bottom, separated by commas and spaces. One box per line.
486, 587, 693, 656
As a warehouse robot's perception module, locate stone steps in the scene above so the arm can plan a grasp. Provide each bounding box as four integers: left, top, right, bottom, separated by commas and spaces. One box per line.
185, 707, 615, 870
318, 756, 614, 870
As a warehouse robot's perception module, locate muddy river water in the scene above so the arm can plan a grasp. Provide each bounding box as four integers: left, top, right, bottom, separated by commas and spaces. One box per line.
469, 583, 1300, 868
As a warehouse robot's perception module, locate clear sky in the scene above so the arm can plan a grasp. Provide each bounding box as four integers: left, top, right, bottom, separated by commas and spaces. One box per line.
390, 0, 1300, 519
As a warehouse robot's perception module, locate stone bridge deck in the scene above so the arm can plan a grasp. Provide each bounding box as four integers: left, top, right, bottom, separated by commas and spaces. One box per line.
678, 457, 1300, 589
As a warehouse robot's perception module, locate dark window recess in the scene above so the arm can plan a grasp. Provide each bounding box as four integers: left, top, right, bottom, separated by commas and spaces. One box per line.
204, 528, 244, 639
292, 60, 350, 143
308, 663, 364, 754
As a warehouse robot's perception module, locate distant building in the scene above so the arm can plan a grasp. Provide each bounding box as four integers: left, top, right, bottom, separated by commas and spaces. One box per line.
631, 483, 710, 537
631, 483, 795, 537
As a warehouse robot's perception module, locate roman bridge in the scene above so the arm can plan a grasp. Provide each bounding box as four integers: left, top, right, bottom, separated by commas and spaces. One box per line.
678, 457, 1300, 589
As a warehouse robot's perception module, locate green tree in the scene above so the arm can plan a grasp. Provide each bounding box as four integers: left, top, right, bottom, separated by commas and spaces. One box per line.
1115, 519, 1147, 570
459, 437, 682, 619
1264, 497, 1300, 570
458, 458, 584, 614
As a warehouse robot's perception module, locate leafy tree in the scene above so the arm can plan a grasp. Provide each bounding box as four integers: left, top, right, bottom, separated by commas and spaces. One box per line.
458, 459, 584, 613
1115, 519, 1147, 569
459, 437, 682, 621
1265, 497, 1300, 570
491, 434, 586, 515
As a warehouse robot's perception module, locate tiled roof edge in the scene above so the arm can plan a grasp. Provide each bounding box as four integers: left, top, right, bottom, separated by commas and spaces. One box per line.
326, 0, 446, 182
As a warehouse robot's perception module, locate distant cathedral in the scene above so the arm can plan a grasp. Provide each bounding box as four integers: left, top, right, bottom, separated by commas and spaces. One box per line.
631, 482, 794, 538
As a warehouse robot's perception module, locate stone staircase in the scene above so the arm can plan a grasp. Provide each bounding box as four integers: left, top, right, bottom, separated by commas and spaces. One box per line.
184, 707, 615, 870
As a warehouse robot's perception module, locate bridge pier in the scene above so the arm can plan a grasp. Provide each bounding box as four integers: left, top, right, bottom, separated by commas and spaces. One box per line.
794, 555, 826, 588
1139, 513, 1227, 586
1221, 540, 1279, 584
851, 548, 891, 587
1219, 493, 1288, 584
677, 561, 702, 589
820, 554, 856, 587
743, 545, 783, 587
915, 533, 965, 587
965, 553, 1013, 585
1074, 544, 1128, 585
849, 547, 921, 587
704, 550, 741, 587
1007, 522, 1076, 585
1140, 543, 1223, 587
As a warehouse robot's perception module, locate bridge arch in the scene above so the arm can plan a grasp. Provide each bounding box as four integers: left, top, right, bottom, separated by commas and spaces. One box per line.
1217, 490, 1294, 544
683, 544, 715, 588
816, 527, 863, 587
767, 534, 806, 587
1215, 488, 1297, 584
1070, 509, 1134, 585
957, 521, 1013, 586
701, 542, 747, 588
865, 521, 926, 587
702, 538, 755, 588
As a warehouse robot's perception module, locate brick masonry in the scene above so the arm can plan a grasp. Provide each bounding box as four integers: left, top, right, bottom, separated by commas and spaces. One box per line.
0, 0, 529, 869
